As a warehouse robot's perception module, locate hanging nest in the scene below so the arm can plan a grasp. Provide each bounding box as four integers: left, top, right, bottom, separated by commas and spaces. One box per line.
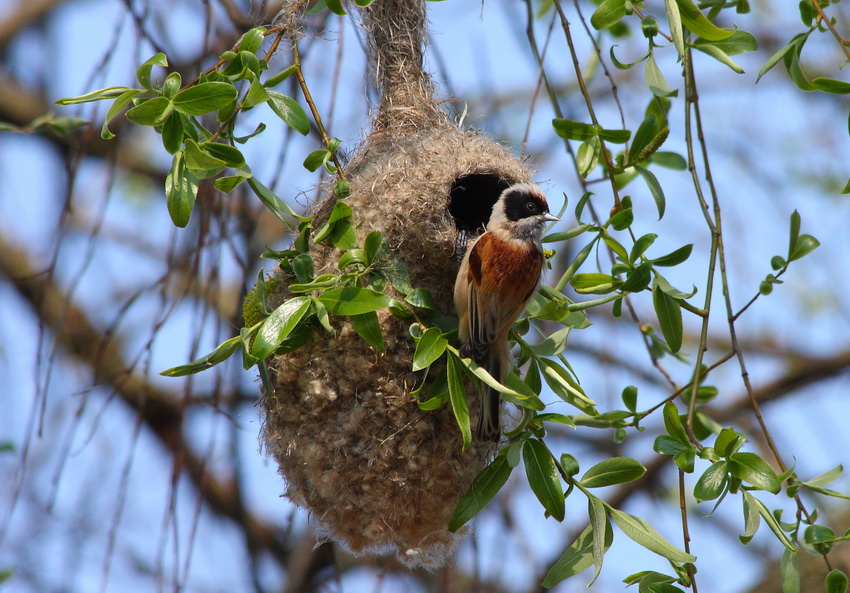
261, 0, 535, 568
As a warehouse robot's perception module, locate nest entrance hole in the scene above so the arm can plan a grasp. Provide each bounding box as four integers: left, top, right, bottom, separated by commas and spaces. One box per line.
448, 173, 512, 234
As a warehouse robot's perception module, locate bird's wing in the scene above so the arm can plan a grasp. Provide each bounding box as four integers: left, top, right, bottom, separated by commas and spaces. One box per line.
467, 233, 543, 353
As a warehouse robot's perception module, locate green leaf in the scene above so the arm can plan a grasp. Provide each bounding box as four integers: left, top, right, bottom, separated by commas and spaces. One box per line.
694, 461, 728, 502
172, 82, 238, 116
247, 176, 308, 226
653, 286, 683, 353
571, 273, 618, 294
238, 26, 267, 54
645, 54, 676, 98
542, 522, 614, 587
653, 273, 698, 300
349, 312, 384, 352
538, 358, 597, 413
654, 435, 691, 456
621, 262, 652, 293
608, 208, 633, 232
715, 427, 744, 456
160, 114, 184, 154
729, 452, 781, 494
780, 548, 800, 593
804, 465, 844, 489
338, 248, 367, 270
101, 89, 143, 139
160, 336, 241, 376
125, 97, 172, 126
622, 385, 638, 411
675, 0, 733, 40
523, 439, 565, 521
412, 327, 448, 371
313, 200, 353, 243
630, 234, 657, 263
812, 78, 850, 94
757, 39, 799, 83
552, 118, 597, 141
184, 138, 227, 171
264, 64, 297, 88
742, 491, 796, 551
665, 0, 686, 56
292, 254, 315, 283
628, 114, 662, 164
161, 71, 181, 99
165, 150, 199, 228
201, 142, 246, 167
652, 244, 693, 267
740, 490, 760, 544
609, 508, 696, 563
242, 79, 270, 110
788, 210, 802, 255
590, 0, 627, 30
581, 457, 646, 488
587, 497, 609, 584
598, 128, 631, 143
503, 372, 546, 410
55, 86, 135, 106
303, 149, 331, 172
826, 570, 848, 593
136, 52, 168, 91
674, 447, 695, 473
577, 137, 601, 178
325, 0, 347, 15
544, 223, 595, 243
785, 41, 816, 92
663, 402, 689, 444
455, 351, 541, 406
805, 524, 836, 547
693, 42, 745, 73
267, 90, 311, 135
789, 234, 819, 261
364, 231, 382, 264
635, 165, 666, 219
695, 29, 757, 55
449, 454, 512, 531
251, 297, 312, 359
533, 412, 575, 427
405, 288, 436, 310
317, 287, 391, 315
610, 44, 650, 71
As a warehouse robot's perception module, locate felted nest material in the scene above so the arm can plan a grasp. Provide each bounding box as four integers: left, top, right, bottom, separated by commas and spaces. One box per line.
261, 0, 536, 569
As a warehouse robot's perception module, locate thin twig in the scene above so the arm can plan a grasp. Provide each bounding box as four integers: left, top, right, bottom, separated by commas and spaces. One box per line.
681, 48, 718, 449
678, 470, 698, 593
811, 0, 850, 61
552, 0, 622, 208
291, 39, 346, 180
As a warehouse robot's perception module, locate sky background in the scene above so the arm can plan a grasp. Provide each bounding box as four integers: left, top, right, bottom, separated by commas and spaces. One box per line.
2, 0, 850, 592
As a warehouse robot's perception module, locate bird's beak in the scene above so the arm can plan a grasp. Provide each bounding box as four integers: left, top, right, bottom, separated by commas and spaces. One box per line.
543, 213, 559, 222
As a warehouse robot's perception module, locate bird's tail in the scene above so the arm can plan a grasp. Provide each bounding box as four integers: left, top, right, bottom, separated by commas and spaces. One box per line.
476, 355, 502, 442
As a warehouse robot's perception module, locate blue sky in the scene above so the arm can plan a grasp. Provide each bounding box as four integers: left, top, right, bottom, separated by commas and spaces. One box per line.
2, 1, 850, 592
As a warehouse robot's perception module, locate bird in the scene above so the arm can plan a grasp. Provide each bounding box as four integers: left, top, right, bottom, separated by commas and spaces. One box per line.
453, 183, 558, 441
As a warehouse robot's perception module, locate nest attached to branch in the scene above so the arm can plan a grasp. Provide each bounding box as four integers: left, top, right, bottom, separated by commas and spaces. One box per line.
262, 0, 535, 568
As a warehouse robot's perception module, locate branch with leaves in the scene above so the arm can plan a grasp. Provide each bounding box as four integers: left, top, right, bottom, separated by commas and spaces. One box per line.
50, 1, 850, 591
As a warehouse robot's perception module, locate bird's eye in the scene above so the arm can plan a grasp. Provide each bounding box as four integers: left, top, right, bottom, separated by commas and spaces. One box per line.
526, 202, 536, 212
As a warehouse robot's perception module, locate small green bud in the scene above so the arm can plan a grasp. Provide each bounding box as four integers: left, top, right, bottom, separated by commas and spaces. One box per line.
641, 17, 659, 39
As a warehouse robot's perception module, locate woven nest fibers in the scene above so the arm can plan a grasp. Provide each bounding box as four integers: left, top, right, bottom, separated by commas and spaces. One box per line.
261, 125, 533, 568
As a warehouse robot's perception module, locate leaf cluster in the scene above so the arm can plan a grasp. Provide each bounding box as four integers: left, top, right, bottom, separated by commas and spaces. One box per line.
56, 27, 316, 227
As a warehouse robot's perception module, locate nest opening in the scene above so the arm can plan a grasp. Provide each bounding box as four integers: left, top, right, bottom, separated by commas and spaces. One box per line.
448, 173, 512, 234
